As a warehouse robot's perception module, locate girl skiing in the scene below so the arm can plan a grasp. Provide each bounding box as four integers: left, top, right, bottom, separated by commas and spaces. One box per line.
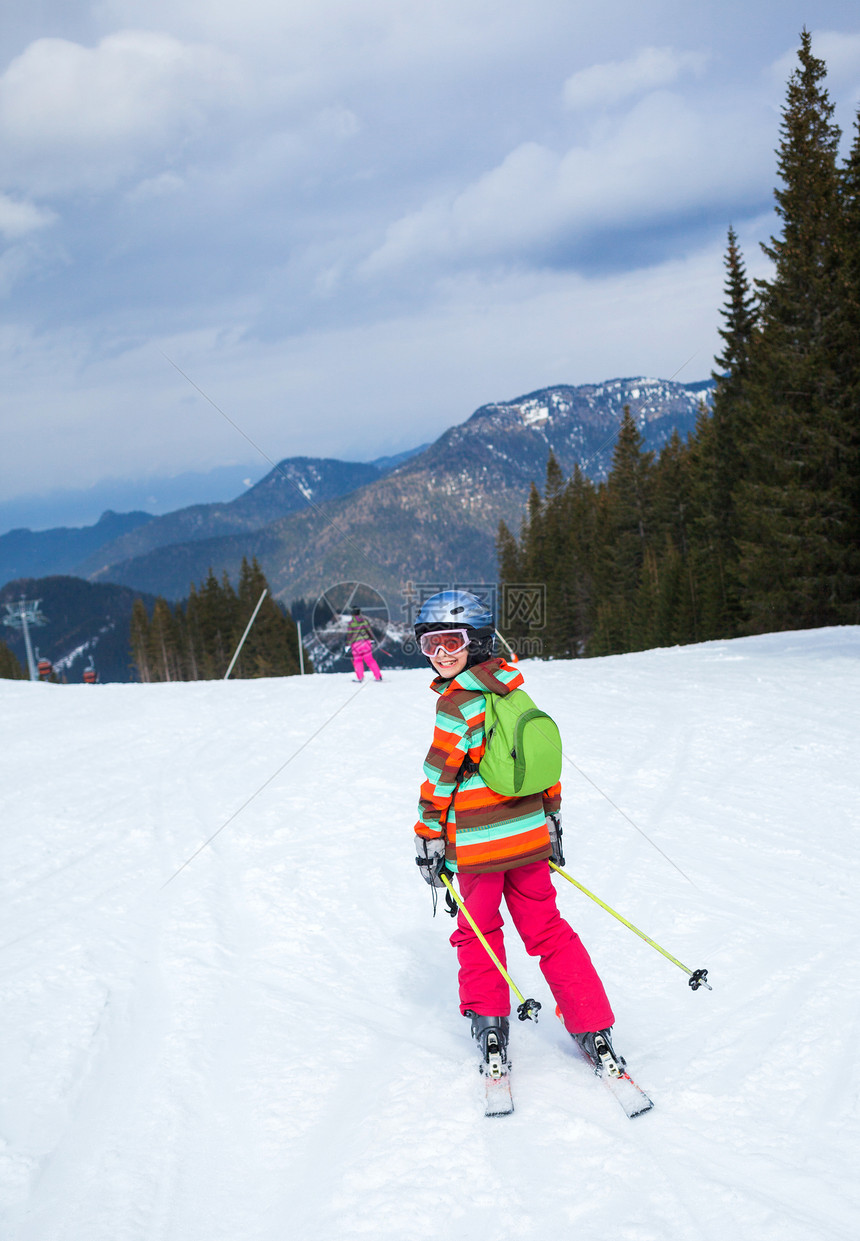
412, 590, 622, 1075
345, 606, 382, 682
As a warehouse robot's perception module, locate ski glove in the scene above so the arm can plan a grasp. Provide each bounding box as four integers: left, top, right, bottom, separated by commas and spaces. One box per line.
415, 835, 448, 888
547, 812, 565, 867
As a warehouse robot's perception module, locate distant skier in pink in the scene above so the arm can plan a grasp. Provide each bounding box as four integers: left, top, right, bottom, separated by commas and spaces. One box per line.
345, 607, 382, 681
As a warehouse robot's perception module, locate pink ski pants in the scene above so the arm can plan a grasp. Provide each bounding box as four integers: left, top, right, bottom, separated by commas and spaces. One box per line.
351, 639, 381, 681
451, 861, 614, 1035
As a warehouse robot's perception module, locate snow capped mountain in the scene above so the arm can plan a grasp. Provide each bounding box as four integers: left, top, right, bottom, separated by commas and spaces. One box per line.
428, 376, 711, 483
1, 375, 713, 612
73, 458, 388, 579
95, 372, 709, 600
479, 375, 705, 432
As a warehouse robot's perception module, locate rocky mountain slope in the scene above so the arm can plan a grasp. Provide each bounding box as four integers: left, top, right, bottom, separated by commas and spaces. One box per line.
1, 454, 423, 590
89, 377, 711, 609
433, 376, 712, 483
74, 458, 386, 579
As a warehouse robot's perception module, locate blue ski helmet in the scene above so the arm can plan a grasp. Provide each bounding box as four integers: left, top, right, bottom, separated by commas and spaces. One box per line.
413, 590, 495, 668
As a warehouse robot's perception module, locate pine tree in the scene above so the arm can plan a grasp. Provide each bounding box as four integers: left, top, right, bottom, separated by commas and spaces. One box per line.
521, 481, 546, 582
128, 567, 308, 683
0, 639, 26, 680
148, 597, 182, 681
498, 37, 860, 655
496, 520, 522, 583
182, 584, 203, 680
697, 228, 759, 636
496, 519, 528, 649
652, 431, 693, 556
233, 556, 302, 677
196, 569, 238, 677
498, 457, 599, 658
537, 453, 573, 656
590, 407, 654, 654
558, 464, 599, 657
129, 598, 151, 682
714, 228, 758, 401
737, 30, 852, 631
517, 482, 548, 654
648, 430, 700, 646
834, 110, 860, 620
531, 456, 600, 659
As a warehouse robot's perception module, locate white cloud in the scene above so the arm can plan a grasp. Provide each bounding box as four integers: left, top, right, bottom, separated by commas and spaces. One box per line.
563, 46, 707, 112
0, 234, 746, 498
125, 172, 186, 203
814, 29, 860, 85
94, 0, 541, 71
361, 90, 770, 277
315, 105, 361, 141
0, 31, 243, 195
2, 4, 856, 516
0, 248, 37, 300
0, 192, 56, 238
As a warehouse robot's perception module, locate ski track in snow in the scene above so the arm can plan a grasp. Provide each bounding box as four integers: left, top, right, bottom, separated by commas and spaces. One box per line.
1, 628, 859, 1240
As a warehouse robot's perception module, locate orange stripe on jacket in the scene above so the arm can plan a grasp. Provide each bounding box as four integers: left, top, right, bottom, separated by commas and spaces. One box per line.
415, 657, 560, 874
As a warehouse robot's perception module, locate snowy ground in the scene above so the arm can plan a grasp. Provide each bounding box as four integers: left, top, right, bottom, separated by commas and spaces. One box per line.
1, 628, 859, 1241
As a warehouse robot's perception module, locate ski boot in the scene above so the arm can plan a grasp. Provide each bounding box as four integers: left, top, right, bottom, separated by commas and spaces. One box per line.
468, 1013, 510, 1080
573, 1028, 626, 1078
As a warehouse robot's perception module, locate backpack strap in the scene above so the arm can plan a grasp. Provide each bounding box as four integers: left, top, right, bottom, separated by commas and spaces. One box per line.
458, 756, 480, 780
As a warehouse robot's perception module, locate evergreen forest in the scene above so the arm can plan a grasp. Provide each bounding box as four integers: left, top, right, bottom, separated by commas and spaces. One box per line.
498, 33, 860, 659
0, 640, 26, 680
129, 557, 307, 682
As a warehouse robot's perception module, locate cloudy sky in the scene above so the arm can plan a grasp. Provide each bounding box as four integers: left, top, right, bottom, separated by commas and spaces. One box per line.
1, 1, 859, 527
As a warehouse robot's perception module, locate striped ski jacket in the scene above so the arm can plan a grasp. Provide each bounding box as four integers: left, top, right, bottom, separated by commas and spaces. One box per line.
346, 615, 375, 646
415, 657, 561, 874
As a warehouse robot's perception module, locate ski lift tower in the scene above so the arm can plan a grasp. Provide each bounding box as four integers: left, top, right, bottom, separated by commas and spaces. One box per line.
2, 598, 48, 682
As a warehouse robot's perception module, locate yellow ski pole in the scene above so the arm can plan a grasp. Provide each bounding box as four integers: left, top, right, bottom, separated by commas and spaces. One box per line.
549, 863, 712, 991
440, 874, 542, 1021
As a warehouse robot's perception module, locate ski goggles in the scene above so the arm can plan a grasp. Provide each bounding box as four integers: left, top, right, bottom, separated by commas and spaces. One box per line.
418, 628, 471, 657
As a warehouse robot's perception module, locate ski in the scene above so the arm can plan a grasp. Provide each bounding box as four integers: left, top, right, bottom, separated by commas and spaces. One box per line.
558, 1012, 654, 1118
483, 1066, 514, 1117
576, 1039, 654, 1119
480, 1027, 514, 1116
598, 1065, 653, 1119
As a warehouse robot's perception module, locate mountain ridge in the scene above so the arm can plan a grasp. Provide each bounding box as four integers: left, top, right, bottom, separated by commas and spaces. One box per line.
0, 453, 423, 590
74, 457, 388, 579
0, 510, 154, 586
86, 376, 712, 606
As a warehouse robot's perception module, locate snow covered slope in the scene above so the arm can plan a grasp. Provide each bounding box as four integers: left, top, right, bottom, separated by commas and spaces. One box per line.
1, 629, 858, 1241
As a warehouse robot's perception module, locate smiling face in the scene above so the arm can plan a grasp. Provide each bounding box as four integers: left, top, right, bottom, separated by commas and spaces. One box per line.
430, 647, 469, 679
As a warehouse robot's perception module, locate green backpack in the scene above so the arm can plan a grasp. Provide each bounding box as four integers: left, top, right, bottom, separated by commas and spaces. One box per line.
479, 688, 563, 796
